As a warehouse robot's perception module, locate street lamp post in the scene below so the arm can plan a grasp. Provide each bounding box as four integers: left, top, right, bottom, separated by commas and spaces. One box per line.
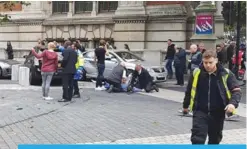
234, 1, 241, 78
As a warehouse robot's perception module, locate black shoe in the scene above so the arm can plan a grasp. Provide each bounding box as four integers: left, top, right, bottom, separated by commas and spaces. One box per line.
180, 84, 184, 86
174, 83, 179, 85
107, 85, 114, 93
154, 86, 159, 92
58, 99, 70, 102
73, 94, 80, 98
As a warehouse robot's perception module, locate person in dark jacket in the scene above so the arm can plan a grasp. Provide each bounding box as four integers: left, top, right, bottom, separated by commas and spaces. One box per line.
182, 50, 241, 144
189, 44, 202, 73
174, 46, 186, 86
165, 39, 175, 79
227, 42, 235, 70
58, 40, 78, 102
130, 64, 159, 93
216, 44, 224, 64
198, 42, 206, 54
105, 62, 127, 93
6, 41, 13, 59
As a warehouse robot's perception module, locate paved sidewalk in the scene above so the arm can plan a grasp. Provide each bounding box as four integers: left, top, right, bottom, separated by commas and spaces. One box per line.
0, 84, 245, 148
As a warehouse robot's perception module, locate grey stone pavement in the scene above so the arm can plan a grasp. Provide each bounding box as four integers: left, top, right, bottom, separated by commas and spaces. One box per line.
0, 80, 246, 148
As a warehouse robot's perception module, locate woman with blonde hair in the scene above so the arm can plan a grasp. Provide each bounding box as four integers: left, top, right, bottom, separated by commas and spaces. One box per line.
31, 42, 58, 100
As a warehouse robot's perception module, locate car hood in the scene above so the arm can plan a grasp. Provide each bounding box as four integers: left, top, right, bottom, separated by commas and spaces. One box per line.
0, 59, 20, 65
127, 60, 163, 69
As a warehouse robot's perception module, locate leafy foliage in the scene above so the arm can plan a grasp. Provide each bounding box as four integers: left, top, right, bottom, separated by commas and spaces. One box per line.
0, 1, 30, 23
222, 1, 246, 29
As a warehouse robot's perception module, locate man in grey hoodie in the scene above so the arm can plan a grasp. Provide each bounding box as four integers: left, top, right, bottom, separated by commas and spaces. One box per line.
105, 62, 127, 93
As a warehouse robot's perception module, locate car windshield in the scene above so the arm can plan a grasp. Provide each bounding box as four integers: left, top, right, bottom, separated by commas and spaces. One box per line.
115, 51, 144, 62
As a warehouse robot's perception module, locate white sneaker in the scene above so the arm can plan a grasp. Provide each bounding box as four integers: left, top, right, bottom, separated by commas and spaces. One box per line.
95, 87, 102, 91
44, 97, 53, 100
101, 86, 106, 91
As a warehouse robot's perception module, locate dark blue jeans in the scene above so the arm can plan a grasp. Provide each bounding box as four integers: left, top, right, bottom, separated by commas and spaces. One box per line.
96, 63, 105, 87
166, 59, 174, 78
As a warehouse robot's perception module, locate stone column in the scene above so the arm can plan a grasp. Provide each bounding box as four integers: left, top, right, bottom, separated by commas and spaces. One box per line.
216, 1, 223, 16
91, 1, 98, 16
67, 1, 73, 17
190, 1, 218, 50
115, 1, 146, 16
113, 1, 147, 50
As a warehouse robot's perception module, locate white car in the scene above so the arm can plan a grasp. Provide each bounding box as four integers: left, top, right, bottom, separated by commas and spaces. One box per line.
82, 50, 167, 83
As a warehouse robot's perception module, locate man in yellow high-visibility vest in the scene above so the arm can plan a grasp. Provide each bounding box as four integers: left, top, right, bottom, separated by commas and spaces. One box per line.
182, 50, 241, 144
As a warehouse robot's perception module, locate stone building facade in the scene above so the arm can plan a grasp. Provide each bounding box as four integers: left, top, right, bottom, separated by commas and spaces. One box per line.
0, 1, 224, 63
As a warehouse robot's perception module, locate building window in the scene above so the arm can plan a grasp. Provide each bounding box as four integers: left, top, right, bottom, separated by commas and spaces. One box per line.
99, 1, 118, 12
75, 1, 93, 13
52, 1, 69, 14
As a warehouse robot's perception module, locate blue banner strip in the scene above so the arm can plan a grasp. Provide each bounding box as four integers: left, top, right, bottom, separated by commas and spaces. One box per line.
18, 144, 247, 149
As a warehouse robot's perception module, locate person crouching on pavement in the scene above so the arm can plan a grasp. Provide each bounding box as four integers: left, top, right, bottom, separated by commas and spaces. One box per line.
31, 42, 58, 100
130, 64, 159, 93
71, 43, 84, 98
182, 50, 241, 144
105, 62, 127, 93
104, 73, 142, 93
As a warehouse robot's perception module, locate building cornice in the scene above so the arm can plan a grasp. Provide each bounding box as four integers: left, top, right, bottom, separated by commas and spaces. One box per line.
0, 19, 44, 26
113, 15, 148, 24
147, 15, 187, 23
42, 17, 114, 25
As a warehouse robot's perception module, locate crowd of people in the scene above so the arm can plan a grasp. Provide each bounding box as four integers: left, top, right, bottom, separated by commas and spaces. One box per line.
29, 39, 160, 101
164, 39, 244, 144
164, 39, 246, 86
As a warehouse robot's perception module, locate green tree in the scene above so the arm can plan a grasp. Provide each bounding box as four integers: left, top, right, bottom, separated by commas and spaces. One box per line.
222, 1, 246, 28
0, 1, 30, 23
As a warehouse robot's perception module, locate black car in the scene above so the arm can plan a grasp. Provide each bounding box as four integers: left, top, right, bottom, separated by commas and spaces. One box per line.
23, 48, 63, 85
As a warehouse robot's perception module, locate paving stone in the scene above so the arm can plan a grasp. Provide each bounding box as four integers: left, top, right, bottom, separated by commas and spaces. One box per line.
0, 88, 245, 148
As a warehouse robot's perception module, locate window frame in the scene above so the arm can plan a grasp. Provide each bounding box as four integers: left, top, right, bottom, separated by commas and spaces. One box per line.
74, 1, 93, 14
98, 1, 118, 13
52, 1, 69, 14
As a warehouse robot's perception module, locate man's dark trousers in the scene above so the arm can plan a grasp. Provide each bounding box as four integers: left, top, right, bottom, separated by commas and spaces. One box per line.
107, 79, 122, 92
62, 74, 74, 101
96, 63, 105, 87
191, 110, 225, 144
73, 80, 80, 95
175, 66, 184, 85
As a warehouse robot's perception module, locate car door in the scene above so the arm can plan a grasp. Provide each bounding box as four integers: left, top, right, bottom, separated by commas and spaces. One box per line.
104, 53, 119, 78
83, 51, 98, 77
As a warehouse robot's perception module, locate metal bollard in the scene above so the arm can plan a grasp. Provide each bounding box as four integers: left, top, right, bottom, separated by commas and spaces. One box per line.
18, 66, 30, 86
11, 64, 21, 81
